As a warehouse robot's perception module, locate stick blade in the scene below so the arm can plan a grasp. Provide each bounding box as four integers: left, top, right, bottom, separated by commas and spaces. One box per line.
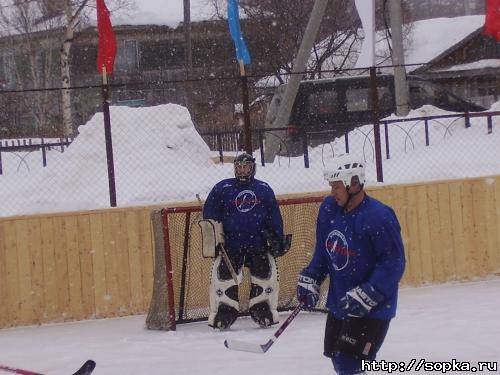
224, 339, 266, 353
72, 360, 96, 375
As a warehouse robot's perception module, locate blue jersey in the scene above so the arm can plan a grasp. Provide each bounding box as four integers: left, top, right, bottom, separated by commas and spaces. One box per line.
203, 178, 284, 256
304, 195, 405, 319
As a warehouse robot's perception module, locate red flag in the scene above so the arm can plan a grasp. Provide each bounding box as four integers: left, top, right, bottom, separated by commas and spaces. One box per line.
96, 0, 117, 74
484, 0, 500, 40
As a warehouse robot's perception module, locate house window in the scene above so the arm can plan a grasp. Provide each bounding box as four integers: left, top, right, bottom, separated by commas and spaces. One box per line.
308, 90, 338, 115
41, 0, 64, 17
140, 41, 185, 70
14, 54, 31, 86
478, 85, 497, 97
0, 54, 16, 88
495, 40, 500, 57
193, 39, 233, 67
71, 45, 98, 75
115, 40, 138, 73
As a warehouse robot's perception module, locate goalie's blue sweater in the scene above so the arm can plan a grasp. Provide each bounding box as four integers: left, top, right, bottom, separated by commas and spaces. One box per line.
303, 195, 405, 320
203, 178, 283, 256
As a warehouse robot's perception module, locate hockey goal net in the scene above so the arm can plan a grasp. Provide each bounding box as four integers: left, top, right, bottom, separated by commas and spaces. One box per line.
146, 195, 329, 331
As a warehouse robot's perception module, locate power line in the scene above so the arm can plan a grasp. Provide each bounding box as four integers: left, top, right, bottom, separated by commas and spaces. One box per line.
0, 61, 434, 95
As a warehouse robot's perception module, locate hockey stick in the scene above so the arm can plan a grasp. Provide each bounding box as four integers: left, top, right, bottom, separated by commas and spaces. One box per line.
196, 194, 240, 285
0, 359, 95, 375
217, 243, 240, 285
224, 301, 304, 353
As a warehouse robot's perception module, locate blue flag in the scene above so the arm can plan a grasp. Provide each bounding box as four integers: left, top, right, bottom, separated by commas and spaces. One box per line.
227, 0, 251, 65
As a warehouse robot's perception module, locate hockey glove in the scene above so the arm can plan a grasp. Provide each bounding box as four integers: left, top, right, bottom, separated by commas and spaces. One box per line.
263, 230, 292, 257
338, 283, 384, 318
297, 272, 320, 310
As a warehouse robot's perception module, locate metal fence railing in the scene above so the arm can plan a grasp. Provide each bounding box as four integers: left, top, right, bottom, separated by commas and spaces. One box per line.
0, 138, 73, 174
1, 74, 499, 218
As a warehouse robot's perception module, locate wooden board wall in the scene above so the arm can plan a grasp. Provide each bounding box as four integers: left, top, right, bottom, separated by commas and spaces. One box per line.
0, 207, 155, 328
1, 176, 500, 329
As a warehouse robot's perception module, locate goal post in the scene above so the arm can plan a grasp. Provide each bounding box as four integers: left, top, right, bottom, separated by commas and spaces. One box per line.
146, 196, 329, 331
145, 209, 177, 330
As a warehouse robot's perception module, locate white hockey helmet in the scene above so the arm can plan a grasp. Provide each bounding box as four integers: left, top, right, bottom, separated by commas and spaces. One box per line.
323, 154, 365, 189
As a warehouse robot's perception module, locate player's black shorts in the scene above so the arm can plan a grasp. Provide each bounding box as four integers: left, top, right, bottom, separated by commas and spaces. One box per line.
323, 313, 390, 360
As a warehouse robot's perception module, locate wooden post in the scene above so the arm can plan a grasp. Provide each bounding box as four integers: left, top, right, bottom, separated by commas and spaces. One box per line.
369, 67, 383, 182
239, 61, 252, 154
101, 67, 117, 207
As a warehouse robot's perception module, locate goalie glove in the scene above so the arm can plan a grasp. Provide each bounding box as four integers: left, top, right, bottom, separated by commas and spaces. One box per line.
338, 283, 384, 318
297, 271, 320, 310
263, 230, 292, 257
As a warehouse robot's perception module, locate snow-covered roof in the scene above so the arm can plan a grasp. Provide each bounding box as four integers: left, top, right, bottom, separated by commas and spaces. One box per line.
431, 58, 500, 72
355, 15, 486, 71
106, 0, 215, 29
0, 0, 215, 36
256, 15, 487, 88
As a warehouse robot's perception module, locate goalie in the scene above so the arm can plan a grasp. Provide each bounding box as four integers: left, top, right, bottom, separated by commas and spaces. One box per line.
201, 153, 291, 330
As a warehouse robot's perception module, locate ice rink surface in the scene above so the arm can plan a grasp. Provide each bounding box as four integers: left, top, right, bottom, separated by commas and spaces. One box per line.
1, 278, 499, 374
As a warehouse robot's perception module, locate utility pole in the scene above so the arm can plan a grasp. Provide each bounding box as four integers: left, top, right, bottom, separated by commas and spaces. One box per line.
263, 0, 330, 163
464, 0, 471, 15
389, 0, 409, 116
183, 0, 194, 121
183, 0, 193, 79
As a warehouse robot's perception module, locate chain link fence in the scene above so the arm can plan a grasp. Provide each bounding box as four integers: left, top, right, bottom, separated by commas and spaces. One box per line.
1, 74, 499, 218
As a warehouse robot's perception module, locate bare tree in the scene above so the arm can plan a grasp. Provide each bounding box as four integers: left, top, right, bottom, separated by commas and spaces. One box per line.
208, 0, 362, 83
0, 0, 60, 136
0, 0, 133, 137
208, 0, 413, 82
60, 0, 90, 137
59, 0, 132, 136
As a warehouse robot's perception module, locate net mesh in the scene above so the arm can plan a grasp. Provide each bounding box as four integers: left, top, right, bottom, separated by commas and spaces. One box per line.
146, 197, 329, 330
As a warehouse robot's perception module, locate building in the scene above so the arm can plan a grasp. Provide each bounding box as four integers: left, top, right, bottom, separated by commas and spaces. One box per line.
0, 19, 256, 137
0, 1, 492, 139
412, 27, 500, 109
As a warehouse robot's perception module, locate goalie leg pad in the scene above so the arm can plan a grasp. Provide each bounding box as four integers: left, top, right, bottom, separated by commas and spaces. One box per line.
248, 253, 279, 327
208, 255, 242, 329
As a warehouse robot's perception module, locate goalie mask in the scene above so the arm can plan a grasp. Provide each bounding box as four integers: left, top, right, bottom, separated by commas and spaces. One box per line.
234, 153, 256, 184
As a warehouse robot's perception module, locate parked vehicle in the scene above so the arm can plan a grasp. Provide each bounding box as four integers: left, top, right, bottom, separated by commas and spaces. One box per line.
275, 74, 485, 153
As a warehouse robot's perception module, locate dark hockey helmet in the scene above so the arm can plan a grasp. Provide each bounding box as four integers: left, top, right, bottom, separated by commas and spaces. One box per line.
233, 152, 256, 184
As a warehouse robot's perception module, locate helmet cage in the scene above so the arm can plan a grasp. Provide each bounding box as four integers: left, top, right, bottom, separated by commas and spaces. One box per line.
234, 153, 256, 183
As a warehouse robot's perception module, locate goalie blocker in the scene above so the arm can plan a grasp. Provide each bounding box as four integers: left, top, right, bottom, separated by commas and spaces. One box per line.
199, 219, 225, 258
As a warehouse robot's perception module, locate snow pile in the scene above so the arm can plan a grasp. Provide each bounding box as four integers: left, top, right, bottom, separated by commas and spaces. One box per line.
0, 104, 222, 216
1, 102, 499, 218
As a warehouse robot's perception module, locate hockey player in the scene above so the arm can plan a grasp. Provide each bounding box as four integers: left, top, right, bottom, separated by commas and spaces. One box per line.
203, 153, 289, 330
296, 154, 405, 375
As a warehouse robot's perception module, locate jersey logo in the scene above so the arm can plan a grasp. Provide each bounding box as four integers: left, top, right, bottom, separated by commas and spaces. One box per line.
234, 190, 259, 212
325, 229, 356, 271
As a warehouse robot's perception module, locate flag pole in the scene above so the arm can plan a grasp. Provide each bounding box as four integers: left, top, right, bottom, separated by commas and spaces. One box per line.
227, 0, 252, 154
239, 60, 252, 154
101, 66, 117, 207
356, 0, 383, 182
